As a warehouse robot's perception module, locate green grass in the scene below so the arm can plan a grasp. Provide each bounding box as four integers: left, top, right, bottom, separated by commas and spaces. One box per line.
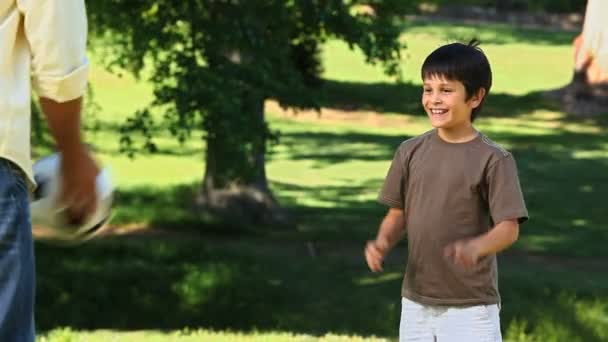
36, 238, 608, 341
41, 328, 390, 342
324, 20, 575, 95
33, 20, 608, 341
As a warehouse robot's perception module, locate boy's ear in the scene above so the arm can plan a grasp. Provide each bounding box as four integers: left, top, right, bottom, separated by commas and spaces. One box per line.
469, 88, 486, 109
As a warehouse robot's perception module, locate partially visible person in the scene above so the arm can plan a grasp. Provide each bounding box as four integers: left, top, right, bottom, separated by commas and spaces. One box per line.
574, 0, 608, 84
0, 1, 99, 340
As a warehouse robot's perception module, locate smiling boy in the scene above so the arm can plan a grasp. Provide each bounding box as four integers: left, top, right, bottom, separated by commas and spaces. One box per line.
365, 40, 528, 341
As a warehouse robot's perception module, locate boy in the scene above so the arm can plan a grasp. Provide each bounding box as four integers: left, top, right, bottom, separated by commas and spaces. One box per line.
365, 40, 528, 342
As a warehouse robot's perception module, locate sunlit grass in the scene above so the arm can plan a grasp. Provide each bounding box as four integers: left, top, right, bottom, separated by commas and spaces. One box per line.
323, 21, 575, 95
41, 328, 391, 342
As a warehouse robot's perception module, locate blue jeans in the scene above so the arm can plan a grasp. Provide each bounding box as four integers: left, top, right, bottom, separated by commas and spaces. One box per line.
0, 159, 35, 341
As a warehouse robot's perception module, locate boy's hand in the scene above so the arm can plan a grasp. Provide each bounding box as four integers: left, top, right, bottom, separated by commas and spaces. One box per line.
444, 239, 480, 269
444, 220, 520, 269
365, 239, 389, 272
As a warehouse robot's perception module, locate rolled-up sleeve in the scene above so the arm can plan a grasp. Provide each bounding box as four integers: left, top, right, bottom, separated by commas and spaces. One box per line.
18, 0, 89, 102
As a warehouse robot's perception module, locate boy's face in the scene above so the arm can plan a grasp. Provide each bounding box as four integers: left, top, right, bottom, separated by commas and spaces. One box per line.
422, 75, 484, 129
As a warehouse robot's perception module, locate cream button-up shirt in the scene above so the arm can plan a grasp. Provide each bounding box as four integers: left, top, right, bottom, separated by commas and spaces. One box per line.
0, 0, 89, 185
581, 0, 608, 76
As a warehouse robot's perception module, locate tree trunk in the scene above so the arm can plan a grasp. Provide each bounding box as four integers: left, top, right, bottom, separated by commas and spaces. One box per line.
197, 92, 288, 228
249, 93, 271, 193
193, 46, 289, 227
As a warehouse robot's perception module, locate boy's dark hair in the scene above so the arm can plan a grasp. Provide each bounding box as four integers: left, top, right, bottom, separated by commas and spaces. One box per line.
421, 39, 492, 122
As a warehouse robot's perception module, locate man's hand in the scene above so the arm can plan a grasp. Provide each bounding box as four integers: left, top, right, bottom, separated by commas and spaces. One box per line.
59, 147, 100, 225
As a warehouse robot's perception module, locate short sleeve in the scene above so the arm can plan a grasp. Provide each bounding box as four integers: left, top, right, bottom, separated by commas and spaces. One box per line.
486, 154, 528, 225
378, 147, 407, 209
19, 0, 89, 102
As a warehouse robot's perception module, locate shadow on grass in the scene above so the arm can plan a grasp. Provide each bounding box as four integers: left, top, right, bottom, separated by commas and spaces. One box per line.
270, 180, 387, 240
35, 237, 608, 341
275, 131, 409, 167
50, 183, 393, 335
492, 132, 608, 257
110, 185, 201, 228
499, 258, 608, 341
35, 238, 401, 335
109, 185, 252, 235
318, 79, 562, 119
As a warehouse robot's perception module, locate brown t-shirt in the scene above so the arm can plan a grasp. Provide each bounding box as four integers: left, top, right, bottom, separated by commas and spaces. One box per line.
378, 129, 528, 306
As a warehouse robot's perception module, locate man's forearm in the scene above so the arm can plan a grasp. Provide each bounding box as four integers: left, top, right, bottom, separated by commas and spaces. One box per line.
39, 97, 87, 156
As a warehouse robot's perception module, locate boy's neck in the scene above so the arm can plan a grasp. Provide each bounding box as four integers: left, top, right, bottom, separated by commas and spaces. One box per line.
437, 123, 478, 143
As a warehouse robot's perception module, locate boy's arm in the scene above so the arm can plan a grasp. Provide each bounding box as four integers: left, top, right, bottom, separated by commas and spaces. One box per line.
445, 219, 519, 268
365, 208, 406, 272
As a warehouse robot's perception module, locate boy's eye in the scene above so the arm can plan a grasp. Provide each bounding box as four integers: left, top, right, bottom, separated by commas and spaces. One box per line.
442, 89, 453, 93
423, 88, 432, 93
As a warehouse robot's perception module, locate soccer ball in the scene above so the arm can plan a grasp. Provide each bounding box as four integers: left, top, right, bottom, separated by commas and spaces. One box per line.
30, 153, 114, 243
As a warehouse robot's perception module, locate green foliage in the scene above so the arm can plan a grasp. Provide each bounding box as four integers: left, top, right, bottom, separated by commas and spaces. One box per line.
412, 0, 586, 13
87, 1, 407, 188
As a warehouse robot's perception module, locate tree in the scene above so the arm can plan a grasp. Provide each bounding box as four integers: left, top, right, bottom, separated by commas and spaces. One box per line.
549, 0, 608, 116
87, 1, 408, 226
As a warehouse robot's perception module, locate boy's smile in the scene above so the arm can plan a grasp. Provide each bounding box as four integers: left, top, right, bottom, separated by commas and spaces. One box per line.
422, 75, 485, 141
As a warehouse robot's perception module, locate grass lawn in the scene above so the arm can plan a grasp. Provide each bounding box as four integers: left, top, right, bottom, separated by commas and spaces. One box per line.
35, 20, 608, 342
40, 328, 391, 342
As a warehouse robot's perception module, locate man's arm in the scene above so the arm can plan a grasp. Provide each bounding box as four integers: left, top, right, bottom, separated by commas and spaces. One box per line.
39, 97, 99, 224
445, 219, 519, 268
22, 0, 99, 224
39, 98, 85, 157
365, 208, 406, 272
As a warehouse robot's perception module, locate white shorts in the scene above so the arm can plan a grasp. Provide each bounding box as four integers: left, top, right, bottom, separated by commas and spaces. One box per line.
400, 297, 502, 342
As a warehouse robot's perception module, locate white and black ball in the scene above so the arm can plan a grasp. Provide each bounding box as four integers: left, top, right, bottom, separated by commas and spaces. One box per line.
30, 153, 113, 243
